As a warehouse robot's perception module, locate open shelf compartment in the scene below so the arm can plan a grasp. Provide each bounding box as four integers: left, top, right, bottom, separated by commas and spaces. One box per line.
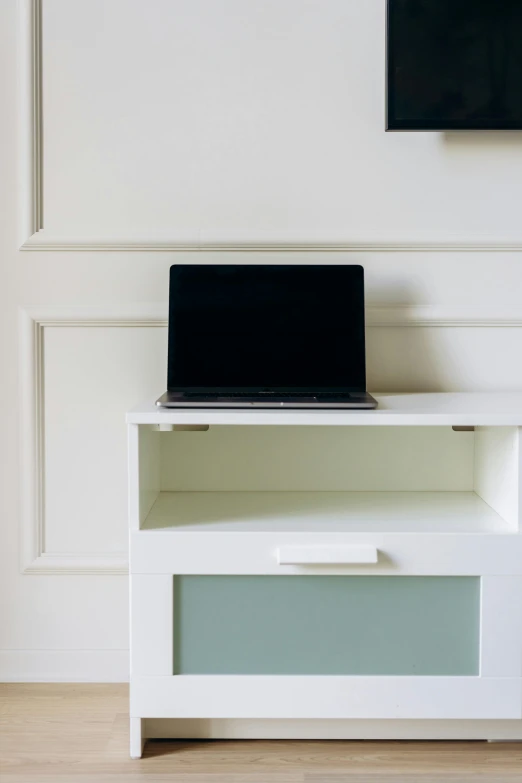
133, 424, 522, 536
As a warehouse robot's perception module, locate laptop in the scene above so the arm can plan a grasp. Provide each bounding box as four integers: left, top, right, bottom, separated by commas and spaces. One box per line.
156, 264, 377, 409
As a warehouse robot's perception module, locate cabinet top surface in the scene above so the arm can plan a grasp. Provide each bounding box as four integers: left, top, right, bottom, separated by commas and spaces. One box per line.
127, 393, 522, 426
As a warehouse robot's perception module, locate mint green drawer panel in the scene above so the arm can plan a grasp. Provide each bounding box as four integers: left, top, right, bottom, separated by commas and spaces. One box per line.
173, 576, 480, 676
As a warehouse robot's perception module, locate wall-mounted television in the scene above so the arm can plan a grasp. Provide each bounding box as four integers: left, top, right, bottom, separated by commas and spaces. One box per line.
386, 0, 522, 131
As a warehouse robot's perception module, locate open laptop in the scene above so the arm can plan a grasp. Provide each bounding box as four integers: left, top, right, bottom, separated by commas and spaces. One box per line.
156, 264, 377, 409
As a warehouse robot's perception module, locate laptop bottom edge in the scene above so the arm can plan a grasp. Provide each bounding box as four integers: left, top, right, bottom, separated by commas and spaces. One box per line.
155, 392, 378, 409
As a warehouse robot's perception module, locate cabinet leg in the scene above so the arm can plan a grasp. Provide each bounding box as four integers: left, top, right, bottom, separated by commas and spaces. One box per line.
130, 717, 145, 759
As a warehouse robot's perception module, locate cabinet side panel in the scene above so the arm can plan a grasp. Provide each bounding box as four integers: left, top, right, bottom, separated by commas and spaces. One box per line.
474, 427, 519, 528
138, 426, 160, 526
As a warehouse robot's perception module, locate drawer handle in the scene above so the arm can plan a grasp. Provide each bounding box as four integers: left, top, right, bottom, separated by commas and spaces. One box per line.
276, 545, 378, 565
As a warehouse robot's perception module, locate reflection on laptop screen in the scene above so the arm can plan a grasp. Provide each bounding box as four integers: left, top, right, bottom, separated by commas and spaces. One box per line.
167, 265, 366, 391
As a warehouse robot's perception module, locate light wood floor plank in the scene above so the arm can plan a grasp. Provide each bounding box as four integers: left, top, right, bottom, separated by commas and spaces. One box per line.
1, 684, 521, 782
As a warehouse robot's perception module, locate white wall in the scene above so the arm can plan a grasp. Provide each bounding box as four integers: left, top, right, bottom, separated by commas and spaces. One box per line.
2, 0, 522, 681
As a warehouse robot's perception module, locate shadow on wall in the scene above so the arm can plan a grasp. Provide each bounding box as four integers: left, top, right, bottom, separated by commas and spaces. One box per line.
441, 131, 522, 150
366, 282, 448, 394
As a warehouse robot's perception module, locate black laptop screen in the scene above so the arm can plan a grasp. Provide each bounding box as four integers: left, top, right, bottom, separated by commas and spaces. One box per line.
167, 265, 366, 391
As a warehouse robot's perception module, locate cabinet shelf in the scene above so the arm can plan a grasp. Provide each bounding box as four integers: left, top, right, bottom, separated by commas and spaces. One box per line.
141, 490, 512, 534
127, 392, 522, 426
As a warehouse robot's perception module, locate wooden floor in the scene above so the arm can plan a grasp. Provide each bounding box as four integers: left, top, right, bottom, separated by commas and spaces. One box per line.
1, 685, 522, 782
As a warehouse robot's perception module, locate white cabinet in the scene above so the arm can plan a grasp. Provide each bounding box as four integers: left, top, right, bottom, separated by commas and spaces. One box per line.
127, 394, 522, 757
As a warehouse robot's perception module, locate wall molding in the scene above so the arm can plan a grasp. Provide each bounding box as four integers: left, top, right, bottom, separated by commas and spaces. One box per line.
19, 306, 166, 576
19, 0, 42, 246
366, 305, 522, 328
20, 236, 522, 252
21, 303, 522, 329
18, 0, 522, 253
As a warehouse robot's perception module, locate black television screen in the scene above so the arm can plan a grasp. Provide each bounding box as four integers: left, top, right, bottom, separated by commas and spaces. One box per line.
387, 0, 522, 130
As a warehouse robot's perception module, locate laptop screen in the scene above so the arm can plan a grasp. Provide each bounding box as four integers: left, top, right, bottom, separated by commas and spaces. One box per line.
167, 265, 366, 391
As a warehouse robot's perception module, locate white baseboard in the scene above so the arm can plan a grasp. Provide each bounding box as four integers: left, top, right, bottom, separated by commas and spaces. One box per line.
0, 649, 129, 682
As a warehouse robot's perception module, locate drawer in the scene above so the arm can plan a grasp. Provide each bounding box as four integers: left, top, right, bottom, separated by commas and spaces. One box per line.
131, 530, 522, 575
130, 573, 522, 720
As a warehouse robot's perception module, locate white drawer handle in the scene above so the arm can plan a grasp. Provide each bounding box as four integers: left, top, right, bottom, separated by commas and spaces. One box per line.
276, 545, 378, 565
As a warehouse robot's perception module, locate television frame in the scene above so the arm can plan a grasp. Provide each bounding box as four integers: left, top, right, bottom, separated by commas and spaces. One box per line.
385, 0, 522, 132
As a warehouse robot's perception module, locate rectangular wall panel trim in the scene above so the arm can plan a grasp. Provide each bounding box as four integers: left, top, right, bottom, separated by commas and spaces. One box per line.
18, 307, 166, 575
18, 0, 522, 252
